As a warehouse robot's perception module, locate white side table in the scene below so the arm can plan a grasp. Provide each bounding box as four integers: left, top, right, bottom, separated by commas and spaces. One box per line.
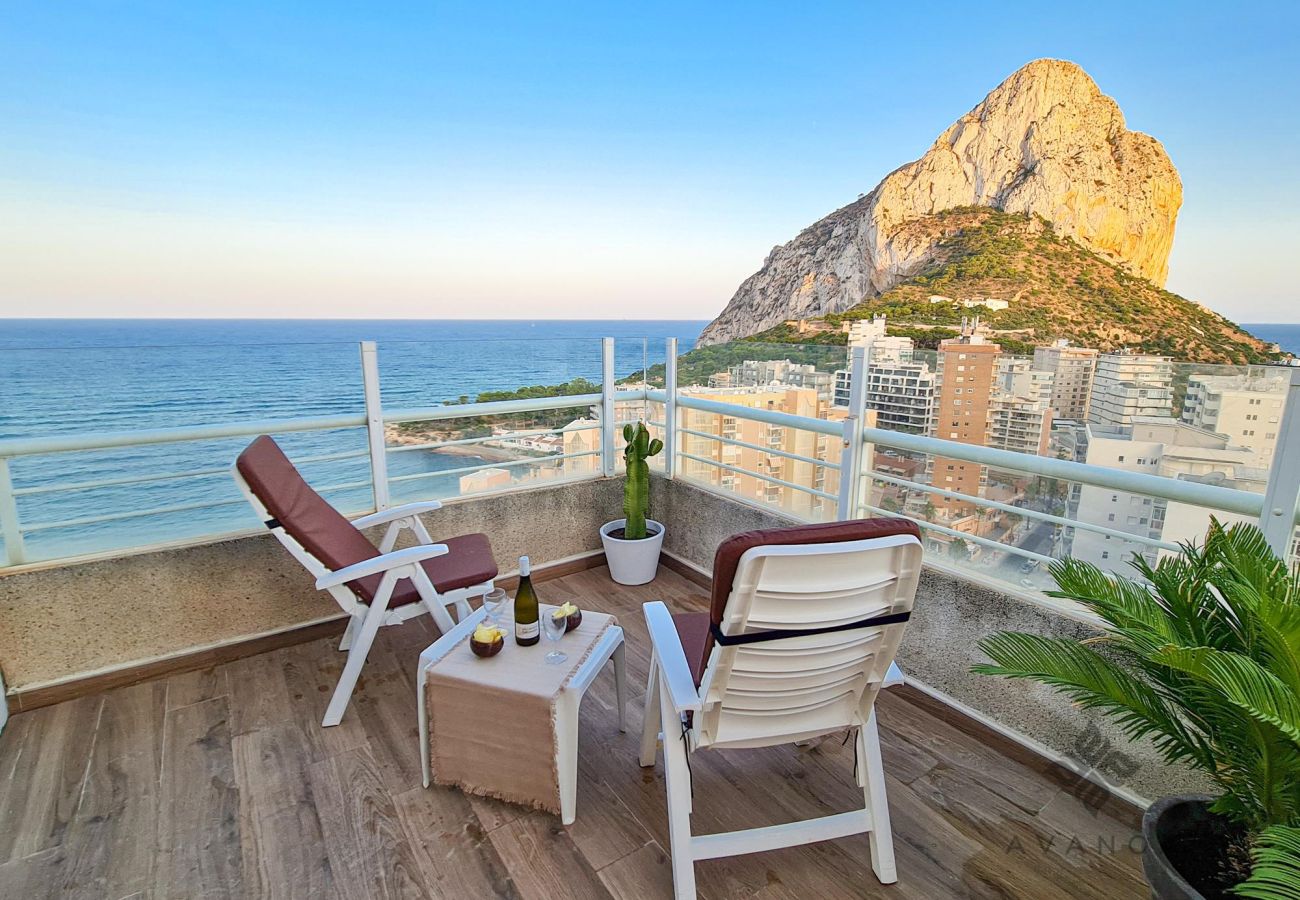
418, 605, 627, 825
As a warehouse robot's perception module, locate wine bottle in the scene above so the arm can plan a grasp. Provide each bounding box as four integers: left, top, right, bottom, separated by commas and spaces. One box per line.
513, 555, 540, 646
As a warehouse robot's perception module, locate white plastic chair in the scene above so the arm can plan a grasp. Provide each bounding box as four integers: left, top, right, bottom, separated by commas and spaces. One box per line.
639, 520, 922, 898
232, 435, 497, 726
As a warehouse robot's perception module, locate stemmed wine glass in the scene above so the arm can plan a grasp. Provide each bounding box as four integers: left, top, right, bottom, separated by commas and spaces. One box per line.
482, 588, 508, 628
542, 608, 568, 665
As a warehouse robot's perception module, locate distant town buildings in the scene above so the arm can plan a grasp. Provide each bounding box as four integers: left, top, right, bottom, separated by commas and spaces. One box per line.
1181, 370, 1289, 469
1070, 417, 1265, 572
1087, 351, 1175, 427
1032, 339, 1098, 421
714, 358, 834, 402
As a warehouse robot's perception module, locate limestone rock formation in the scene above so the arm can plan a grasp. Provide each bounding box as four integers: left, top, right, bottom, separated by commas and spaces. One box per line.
698, 59, 1182, 345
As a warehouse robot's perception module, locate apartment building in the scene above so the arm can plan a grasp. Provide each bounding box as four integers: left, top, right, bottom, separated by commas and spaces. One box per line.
1180, 370, 1289, 468
1070, 417, 1262, 573
675, 386, 842, 520
716, 358, 835, 403
987, 357, 1055, 456
1032, 339, 1098, 421
832, 316, 936, 433
1088, 351, 1174, 427
930, 320, 1001, 520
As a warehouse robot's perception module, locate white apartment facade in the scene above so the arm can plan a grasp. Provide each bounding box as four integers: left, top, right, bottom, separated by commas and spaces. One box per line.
1070, 418, 1260, 573
1180, 370, 1289, 469
1088, 352, 1174, 427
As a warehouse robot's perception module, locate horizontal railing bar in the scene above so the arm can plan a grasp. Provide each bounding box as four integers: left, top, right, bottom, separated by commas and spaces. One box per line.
863, 423, 1262, 518
13, 449, 371, 497
386, 451, 602, 485
672, 394, 843, 437
678, 452, 838, 501
19, 478, 374, 533
385, 424, 599, 455
858, 502, 1055, 565
0, 414, 368, 458
383, 394, 603, 425
866, 469, 1181, 552
678, 427, 841, 471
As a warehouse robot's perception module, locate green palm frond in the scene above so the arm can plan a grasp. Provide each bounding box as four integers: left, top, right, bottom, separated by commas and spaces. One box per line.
975, 521, 1300, 894
975, 632, 1212, 767
1155, 646, 1300, 749
1235, 826, 1300, 900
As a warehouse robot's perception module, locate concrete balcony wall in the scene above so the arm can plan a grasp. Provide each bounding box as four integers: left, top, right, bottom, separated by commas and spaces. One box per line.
0, 478, 622, 693
650, 474, 1208, 803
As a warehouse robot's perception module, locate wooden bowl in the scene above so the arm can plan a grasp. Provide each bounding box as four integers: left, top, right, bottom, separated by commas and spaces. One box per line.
470, 635, 504, 658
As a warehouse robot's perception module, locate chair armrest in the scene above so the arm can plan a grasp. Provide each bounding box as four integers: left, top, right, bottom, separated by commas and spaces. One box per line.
643, 601, 701, 713
350, 500, 444, 530
315, 544, 449, 590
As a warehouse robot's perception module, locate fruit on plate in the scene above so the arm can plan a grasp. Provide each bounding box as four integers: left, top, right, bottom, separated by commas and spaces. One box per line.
470, 623, 505, 657
553, 601, 582, 632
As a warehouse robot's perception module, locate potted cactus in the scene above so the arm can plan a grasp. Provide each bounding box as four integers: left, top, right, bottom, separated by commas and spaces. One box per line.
600, 421, 665, 585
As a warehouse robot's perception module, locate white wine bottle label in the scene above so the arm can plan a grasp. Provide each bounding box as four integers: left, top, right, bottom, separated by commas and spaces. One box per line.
515, 621, 539, 641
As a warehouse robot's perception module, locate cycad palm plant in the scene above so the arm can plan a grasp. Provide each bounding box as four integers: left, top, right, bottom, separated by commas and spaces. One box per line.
974, 521, 1300, 898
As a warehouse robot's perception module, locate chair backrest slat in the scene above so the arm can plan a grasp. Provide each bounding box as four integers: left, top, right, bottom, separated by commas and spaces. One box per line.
694, 521, 921, 750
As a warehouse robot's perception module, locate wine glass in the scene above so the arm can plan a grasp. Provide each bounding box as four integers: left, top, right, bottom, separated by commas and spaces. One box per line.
482, 588, 508, 628
542, 608, 568, 665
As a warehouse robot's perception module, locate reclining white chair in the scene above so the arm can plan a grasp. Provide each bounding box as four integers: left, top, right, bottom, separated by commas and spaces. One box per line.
233, 435, 498, 726
639, 518, 922, 898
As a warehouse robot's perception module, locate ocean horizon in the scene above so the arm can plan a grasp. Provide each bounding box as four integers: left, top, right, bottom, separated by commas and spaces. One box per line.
2, 317, 1296, 563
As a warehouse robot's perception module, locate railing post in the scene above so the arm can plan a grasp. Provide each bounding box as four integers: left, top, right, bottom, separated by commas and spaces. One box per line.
1259, 367, 1300, 559
359, 341, 391, 511
664, 337, 678, 479
601, 338, 617, 477
836, 346, 868, 521
0, 458, 25, 566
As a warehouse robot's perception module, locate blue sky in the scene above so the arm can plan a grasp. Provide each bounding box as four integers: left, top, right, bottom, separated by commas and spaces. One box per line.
1, 1, 1296, 321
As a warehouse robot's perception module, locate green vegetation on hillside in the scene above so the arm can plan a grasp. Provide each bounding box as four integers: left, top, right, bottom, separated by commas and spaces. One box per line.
746, 208, 1280, 365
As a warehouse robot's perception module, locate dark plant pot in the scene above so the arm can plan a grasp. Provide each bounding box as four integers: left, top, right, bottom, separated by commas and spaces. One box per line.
1142, 794, 1246, 900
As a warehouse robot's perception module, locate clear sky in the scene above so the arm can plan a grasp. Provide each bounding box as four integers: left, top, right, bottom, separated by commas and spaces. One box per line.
2, 1, 1296, 322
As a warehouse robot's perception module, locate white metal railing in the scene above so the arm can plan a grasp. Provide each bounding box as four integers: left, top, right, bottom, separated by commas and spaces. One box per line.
0, 340, 621, 567
4, 336, 1299, 582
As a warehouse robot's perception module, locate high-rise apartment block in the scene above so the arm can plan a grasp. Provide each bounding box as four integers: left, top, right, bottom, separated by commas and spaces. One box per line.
930, 319, 1001, 519
1032, 339, 1098, 421
1088, 351, 1174, 427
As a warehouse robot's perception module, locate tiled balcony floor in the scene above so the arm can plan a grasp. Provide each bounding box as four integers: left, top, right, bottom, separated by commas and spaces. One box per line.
0, 565, 1147, 899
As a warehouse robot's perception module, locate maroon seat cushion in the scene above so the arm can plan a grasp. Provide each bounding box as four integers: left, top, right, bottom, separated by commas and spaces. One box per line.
237, 435, 496, 606
671, 611, 711, 688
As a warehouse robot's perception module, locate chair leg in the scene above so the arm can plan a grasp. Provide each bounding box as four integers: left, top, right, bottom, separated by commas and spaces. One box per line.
338, 615, 359, 652
613, 641, 627, 734
555, 691, 581, 826
859, 710, 897, 884
639, 655, 661, 767
322, 598, 387, 727
659, 680, 697, 899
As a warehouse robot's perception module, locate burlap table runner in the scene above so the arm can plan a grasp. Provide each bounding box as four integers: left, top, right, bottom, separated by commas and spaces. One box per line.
424, 606, 616, 814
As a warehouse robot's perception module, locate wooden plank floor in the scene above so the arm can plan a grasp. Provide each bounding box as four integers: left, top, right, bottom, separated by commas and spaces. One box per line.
0, 565, 1148, 899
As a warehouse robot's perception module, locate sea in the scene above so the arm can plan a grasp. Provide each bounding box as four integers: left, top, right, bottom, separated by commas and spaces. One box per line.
2, 318, 1297, 564
0, 319, 705, 562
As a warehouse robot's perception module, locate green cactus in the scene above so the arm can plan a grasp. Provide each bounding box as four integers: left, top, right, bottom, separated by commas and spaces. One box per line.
621, 421, 663, 540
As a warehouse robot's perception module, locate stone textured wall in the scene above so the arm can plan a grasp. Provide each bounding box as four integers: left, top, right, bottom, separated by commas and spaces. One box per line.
0, 478, 622, 689
652, 475, 1206, 801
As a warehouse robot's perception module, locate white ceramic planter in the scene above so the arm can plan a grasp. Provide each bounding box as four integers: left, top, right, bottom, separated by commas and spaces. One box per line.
600, 518, 665, 585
